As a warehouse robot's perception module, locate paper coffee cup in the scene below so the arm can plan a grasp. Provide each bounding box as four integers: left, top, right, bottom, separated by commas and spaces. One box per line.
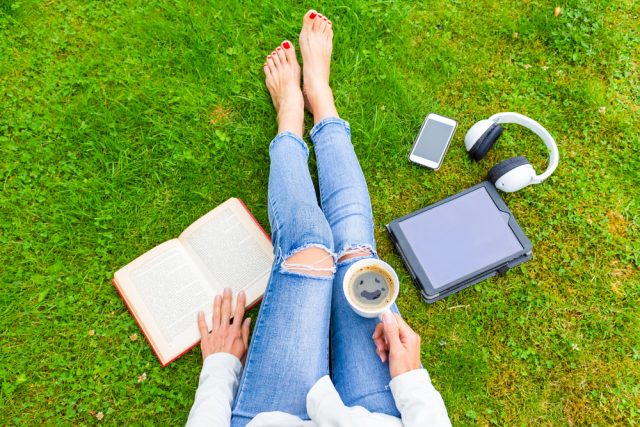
342, 258, 399, 319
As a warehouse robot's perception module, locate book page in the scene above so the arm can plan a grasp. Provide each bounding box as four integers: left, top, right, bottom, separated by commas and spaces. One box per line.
179, 198, 274, 306
114, 240, 215, 364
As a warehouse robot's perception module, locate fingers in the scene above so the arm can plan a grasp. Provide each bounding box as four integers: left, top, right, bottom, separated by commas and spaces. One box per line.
394, 313, 410, 327
221, 288, 232, 327
232, 291, 246, 329
382, 311, 401, 349
372, 321, 384, 340
241, 317, 251, 349
212, 294, 222, 331
394, 313, 420, 344
372, 322, 388, 362
197, 311, 208, 338
373, 322, 389, 349
394, 313, 409, 335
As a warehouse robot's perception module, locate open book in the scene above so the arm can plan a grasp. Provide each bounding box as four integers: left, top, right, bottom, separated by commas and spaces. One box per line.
113, 198, 274, 366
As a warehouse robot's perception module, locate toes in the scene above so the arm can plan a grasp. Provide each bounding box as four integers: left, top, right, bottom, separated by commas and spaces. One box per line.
275, 46, 287, 64
270, 49, 281, 66
282, 40, 297, 63
266, 41, 293, 72
312, 13, 324, 31
263, 62, 272, 79
320, 14, 331, 32
303, 9, 317, 29
318, 16, 329, 33
266, 54, 276, 72
325, 23, 333, 39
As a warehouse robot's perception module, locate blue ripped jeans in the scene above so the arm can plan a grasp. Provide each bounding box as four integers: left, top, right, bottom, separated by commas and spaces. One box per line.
230, 118, 401, 426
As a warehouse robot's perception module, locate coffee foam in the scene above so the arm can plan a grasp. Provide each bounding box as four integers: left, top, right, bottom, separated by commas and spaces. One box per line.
346, 265, 395, 311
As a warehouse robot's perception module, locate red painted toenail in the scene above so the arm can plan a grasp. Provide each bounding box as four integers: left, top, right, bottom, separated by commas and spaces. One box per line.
277, 47, 281, 51
323, 17, 327, 21
310, 12, 317, 19
283, 41, 291, 49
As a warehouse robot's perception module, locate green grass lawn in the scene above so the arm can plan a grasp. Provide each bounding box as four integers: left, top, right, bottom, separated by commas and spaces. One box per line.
1, 0, 639, 425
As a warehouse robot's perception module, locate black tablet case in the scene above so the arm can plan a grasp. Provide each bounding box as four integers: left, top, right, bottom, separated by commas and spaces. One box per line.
387, 181, 532, 303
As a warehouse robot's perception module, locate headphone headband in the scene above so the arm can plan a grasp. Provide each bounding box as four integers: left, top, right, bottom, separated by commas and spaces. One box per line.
488, 112, 559, 183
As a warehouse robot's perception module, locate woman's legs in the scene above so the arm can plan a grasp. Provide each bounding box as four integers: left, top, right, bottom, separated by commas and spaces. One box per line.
230, 41, 335, 426
313, 119, 400, 417
300, 10, 401, 417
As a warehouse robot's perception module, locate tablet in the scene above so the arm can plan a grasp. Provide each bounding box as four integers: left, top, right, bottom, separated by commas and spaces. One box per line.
387, 181, 532, 302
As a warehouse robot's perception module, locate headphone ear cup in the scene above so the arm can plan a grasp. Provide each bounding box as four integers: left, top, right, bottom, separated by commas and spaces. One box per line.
469, 124, 503, 161
488, 156, 533, 191
488, 156, 530, 184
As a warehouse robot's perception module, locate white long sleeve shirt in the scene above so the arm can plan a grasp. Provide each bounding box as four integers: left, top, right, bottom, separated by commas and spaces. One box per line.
186, 353, 451, 427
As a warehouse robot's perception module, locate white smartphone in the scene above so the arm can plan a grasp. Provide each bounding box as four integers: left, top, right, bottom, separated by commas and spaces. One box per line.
408, 113, 458, 170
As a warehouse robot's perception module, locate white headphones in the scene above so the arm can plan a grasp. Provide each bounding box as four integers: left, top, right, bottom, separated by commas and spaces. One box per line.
464, 112, 559, 192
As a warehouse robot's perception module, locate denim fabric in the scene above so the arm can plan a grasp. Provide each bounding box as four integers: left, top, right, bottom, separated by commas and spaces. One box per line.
231, 121, 400, 426
231, 131, 335, 426
311, 118, 401, 417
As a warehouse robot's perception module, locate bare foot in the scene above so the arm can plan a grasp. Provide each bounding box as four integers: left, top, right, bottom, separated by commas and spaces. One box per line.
299, 10, 339, 123
264, 40, 305, 138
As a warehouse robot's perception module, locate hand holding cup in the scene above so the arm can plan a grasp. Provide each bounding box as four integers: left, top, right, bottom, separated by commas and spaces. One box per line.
372, 312, 422, 378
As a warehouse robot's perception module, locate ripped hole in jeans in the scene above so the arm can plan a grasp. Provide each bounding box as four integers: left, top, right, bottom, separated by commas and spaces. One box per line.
281, 246, 336, 277
337, 245, 373, 263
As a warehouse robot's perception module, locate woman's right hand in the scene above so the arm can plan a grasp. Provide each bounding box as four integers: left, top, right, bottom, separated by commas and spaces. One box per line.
197, 288, 251, 364
372, 312, 421, 378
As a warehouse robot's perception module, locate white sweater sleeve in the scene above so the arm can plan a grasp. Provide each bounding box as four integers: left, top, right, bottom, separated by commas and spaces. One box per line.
389, 369, 451, 427
185, 352, 243, 427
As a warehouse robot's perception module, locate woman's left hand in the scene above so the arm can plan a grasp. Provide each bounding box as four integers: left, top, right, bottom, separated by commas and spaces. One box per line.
197, 288, 252, 364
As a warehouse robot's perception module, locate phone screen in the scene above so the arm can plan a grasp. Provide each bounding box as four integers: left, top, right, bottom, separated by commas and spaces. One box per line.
412, 119, 456, 163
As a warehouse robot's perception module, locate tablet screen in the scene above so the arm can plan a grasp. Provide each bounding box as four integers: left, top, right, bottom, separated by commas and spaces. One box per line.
397, 187, 523, 289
